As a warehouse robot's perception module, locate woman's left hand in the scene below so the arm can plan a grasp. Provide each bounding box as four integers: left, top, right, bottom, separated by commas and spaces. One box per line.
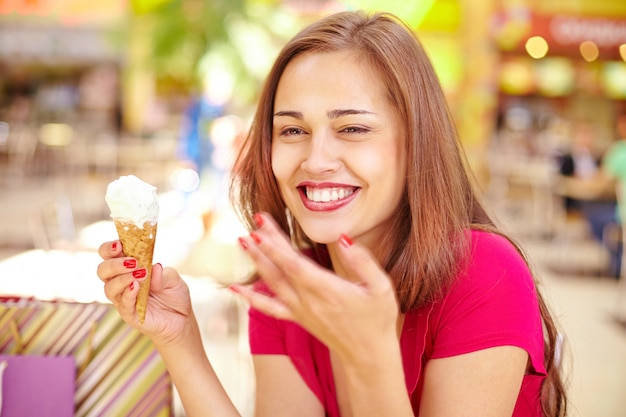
234, 212, 400, 361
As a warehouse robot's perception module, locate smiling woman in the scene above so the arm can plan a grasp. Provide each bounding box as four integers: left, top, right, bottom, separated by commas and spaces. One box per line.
96, 10, 568, 417
269, 50, 406, 248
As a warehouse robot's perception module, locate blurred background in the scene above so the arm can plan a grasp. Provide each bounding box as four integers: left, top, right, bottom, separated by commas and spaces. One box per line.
0, 0, 625, 416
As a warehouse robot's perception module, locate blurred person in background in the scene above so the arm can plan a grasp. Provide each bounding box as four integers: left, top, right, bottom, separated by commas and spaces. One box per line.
600, 114, 626, 279
177, 92, 223, 180
555, 120, 620, 276
177, 86, 224, 232
97, 11, 567, 417
604, 114, 626, 199
555, 121, 608, 213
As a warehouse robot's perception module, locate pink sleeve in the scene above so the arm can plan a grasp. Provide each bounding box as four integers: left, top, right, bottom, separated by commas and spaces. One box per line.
430, 231, 546, 375
246, 282, 332, 412
248, 281, 287, 354
247, 248, 327, 355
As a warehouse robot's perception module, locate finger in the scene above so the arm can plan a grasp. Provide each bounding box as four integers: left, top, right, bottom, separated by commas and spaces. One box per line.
151, 262, 164, 289
98, 240, 123, 260
335, 235, 394, 294
103, 271, 135, 304
251, 217, 336, 293
96, 257, 140, 283
151, 263, 174, 293
118, 278, 140, 321
251, 213, 298, 257
238, 234, 300, 305
230, 284, 293, 321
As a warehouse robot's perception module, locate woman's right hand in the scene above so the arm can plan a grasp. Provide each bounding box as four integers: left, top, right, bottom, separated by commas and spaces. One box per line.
96, 240, 192, 347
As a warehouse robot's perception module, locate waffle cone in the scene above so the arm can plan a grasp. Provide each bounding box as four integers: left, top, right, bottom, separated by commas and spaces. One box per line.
114, 220, 158, 324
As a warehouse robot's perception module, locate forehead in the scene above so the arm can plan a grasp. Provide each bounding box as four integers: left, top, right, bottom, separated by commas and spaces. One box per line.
275, 51, 388, 107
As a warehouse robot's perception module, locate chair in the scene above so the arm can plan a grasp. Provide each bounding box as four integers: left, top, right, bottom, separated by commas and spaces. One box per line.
2, 123, 38, 183
29, 196, 76, 251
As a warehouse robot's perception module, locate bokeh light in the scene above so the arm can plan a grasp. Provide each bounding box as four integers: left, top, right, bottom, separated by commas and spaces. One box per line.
580, 40, 599, 62
525, 36, 549, 59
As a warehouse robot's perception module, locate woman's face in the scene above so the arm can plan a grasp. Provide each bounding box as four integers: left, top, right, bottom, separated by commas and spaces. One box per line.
271, 50, 407, 248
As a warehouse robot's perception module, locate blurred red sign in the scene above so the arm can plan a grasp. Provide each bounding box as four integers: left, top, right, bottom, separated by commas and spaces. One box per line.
533, 14, 626, 57
494, 11, 626, 60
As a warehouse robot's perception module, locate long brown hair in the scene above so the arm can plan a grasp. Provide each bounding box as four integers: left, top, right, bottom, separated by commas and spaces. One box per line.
230, 10, 567, 416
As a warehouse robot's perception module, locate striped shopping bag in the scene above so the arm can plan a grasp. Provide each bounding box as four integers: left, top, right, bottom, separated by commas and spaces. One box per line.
0, 298, 173, 417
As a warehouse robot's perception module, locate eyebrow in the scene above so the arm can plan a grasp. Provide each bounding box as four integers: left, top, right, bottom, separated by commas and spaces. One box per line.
273, 109, 375, 119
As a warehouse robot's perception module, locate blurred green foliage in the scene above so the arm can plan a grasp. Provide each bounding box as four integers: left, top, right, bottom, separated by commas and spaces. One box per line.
126, 0, 302, 110
343, 0, 436, 28
142, 0, 246, 74
124, 0, 464, 109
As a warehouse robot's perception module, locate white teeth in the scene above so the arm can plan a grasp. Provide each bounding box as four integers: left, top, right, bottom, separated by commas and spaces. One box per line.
306, 187, 354, 202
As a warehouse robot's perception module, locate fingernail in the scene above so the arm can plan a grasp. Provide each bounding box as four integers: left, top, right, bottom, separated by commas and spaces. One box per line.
132, 269, 147, 278
228, 284, 241, 294
129, 281, 135, 291
124, 259, 137, 268
238, 237, 249, 250
339, 234, 353, 247
250, 232, 261, 245
112, 242, 118, 251
253, 213, 264, 228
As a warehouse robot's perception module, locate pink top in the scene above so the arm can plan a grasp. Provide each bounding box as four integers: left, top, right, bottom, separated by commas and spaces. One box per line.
248, 230, 547, 416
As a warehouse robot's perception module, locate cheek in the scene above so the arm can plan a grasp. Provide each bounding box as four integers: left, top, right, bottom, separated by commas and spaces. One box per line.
355, 145, 403, 178
271, 145, 295, 186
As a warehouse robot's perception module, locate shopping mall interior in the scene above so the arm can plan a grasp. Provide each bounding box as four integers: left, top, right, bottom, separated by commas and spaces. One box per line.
1, 0, 626, 416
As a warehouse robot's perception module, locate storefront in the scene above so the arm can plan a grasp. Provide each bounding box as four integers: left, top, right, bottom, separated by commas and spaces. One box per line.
0, 2, 125, 134
0, 2, 127, 180
492, 7, 626, 157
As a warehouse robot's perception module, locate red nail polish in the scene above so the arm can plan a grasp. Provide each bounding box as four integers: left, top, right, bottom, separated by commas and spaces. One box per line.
238, 237, 249, 250
250, 232, 261, 245
132, 269, 147, 278
339, 234, 353, 247
112, 242, 118, 251
253, 213, 264, 228
124, 259, 137, 268
129, 282, 135, 291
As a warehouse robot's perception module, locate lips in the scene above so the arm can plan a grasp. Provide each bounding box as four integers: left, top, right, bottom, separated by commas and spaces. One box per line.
297, 184, 359, 211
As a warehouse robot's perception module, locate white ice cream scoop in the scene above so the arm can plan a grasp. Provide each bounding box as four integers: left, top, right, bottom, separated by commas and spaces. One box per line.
105, 175, 159, 227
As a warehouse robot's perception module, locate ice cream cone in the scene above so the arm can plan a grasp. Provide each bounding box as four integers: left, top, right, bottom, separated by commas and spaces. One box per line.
105, 175, 159, 324
114, 219, 158, 324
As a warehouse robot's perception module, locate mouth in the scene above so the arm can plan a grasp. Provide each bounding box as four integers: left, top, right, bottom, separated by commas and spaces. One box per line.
297, 184, 360, 211
304, 186, 356, 202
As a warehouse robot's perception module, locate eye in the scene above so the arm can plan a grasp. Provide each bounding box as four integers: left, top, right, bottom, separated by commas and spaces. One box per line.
281, 127, 306, 136
338, 125, 372, 140
274, 125, 309, 143
340, 126, 368, 134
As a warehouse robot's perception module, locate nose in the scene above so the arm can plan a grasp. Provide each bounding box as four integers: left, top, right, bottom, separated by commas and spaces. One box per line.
300, 133, 341, 175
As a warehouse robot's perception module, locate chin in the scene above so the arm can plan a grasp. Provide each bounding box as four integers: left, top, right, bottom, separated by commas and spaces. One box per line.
300, 230, 340, 245
290, 210, 356, 244
297, 222, 343, 245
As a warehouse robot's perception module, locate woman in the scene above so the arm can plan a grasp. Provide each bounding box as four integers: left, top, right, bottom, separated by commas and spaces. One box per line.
97, 11, 567, 416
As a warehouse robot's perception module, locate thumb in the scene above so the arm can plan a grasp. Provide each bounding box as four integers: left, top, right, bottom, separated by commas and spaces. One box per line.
149, 263, 164, 291
153, 263, 185, 293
